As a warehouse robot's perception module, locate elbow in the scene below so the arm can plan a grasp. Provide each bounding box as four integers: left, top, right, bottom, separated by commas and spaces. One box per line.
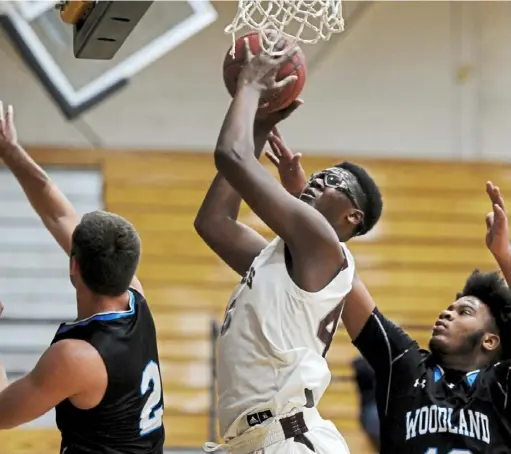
214, 145, 247, 175
194, 210, 219, 242
214, 146, 234, 173
193, 214, 207, 239
194, 216, 223, 250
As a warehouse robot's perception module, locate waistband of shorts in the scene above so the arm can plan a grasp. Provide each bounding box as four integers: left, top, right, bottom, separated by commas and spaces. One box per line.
204, 408, 320, 454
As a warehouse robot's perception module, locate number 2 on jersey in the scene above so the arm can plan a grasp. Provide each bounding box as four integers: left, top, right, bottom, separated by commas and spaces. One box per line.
425, 449, 472, 454
139, 361, 164, 436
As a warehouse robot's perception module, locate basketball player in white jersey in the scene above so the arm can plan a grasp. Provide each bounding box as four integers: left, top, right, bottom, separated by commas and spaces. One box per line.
195, 41, 383, 453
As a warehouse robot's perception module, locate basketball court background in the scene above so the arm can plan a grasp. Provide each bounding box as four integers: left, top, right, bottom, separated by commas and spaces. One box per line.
0, 1, 511, 452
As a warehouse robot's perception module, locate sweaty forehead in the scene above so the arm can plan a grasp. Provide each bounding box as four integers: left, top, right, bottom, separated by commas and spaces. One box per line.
454, 296, 494, 322
455, 296, 482, 309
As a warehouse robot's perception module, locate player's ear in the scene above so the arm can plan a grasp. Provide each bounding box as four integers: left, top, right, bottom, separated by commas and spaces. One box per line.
347, 209, 363, 228
481, 332, 500, 353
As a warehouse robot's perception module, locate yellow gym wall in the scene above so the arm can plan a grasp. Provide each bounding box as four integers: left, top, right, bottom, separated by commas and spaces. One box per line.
0, 148, 507, 453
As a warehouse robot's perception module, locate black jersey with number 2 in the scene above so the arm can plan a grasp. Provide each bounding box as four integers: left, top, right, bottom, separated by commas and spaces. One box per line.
354, 308, 511, 454
51, 288, 165, 454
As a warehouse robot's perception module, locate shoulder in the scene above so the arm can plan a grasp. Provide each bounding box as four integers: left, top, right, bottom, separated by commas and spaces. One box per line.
487, 360, 511, 382
33, 340, 106, 389
281, 240, 353, 299
129, 286, 147, 305
46, 339, 104, 370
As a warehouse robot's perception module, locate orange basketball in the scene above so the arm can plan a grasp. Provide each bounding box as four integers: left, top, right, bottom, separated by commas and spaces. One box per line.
223, 31, 307, 114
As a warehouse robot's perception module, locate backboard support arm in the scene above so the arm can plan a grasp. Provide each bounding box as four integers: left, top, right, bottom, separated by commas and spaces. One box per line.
70, 1, 154, 60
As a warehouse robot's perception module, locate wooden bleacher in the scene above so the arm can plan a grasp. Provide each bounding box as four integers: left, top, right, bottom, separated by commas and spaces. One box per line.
104, 153, 508, 451
1, 150, 509, 453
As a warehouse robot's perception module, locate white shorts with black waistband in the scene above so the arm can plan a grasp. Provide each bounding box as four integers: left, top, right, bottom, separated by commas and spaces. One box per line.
203, 408, 350, 454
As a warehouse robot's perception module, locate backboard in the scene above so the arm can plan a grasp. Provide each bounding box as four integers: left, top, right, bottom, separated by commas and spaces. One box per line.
0, 1, 217, 119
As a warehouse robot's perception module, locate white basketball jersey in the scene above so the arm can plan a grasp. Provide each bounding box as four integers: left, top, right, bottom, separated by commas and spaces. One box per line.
216, 237, 355, 440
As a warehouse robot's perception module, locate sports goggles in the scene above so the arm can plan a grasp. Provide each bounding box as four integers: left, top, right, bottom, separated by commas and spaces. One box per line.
308, 168, 366, 234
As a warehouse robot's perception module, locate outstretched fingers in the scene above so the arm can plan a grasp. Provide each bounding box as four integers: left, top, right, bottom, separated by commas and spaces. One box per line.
264, 149, 280, 167
268, 136, 283, 159
494, 203, 507, 224
486, 212, 494, 230
5, 104, 13, 131
268, 133, 294, 162
487, 181, 507, 212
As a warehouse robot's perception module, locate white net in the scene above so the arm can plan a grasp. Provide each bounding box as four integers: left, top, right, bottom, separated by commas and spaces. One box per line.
225, 0, 344, 56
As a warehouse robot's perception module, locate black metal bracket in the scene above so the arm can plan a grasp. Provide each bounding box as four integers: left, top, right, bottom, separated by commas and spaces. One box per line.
73, 1, 154, 60
0, 14, 128, 120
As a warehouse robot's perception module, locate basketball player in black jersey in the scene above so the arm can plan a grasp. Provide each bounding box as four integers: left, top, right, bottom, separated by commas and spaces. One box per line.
267, 138, 511, 453
0, 103, 164, 454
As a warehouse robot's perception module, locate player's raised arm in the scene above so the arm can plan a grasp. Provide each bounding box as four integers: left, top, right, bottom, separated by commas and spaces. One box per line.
0, 103, 143, 293
485, 181, 511, 285
214, 42, 351, 292
195, 96, 303, 277
0, 103, 78, 255
0, 339, 106, 430
195, 124, 272, 277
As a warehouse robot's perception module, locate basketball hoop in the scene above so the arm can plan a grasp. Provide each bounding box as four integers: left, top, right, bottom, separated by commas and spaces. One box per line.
225, 0, 344, 57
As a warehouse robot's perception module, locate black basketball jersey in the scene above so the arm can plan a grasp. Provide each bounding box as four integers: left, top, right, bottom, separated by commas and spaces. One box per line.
51, 288, 165, 454
354, 308, 511, 454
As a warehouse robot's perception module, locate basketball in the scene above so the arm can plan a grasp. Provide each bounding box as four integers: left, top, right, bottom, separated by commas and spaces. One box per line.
223, 31, 307, 114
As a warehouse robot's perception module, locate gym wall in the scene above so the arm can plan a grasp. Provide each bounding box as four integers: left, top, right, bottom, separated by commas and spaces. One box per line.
0, 1, 510, 161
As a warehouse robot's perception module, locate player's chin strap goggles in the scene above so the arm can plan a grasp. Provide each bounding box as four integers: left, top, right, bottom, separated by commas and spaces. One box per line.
308, 168, 366, 235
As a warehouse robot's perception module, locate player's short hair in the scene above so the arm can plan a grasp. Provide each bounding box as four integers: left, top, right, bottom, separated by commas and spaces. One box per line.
71, 210, 141, 297
458, 269, 511, 359
336, 161, 383, 235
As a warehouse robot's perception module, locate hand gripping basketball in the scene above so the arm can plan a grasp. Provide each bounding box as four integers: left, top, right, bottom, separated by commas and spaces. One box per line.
223, 31, 307, 114
238, 37, 299, 104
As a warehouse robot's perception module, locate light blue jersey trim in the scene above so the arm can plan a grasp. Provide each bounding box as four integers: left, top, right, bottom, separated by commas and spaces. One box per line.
57, 290, 135, 335
433, 364, 479, 387
466, 369, 480, 387
433, 365, 444, 382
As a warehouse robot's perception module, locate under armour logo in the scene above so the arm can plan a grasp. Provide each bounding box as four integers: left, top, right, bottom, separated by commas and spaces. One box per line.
414, 379, 426, 388
447, 383, 455, 389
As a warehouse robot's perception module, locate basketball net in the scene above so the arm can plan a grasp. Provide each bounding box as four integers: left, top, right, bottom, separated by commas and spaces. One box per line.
225, 0, 344, 57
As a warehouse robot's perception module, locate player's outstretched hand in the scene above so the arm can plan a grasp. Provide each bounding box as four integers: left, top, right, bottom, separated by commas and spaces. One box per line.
485, 181, 509, 259
265, 128, 307, 197
0, 102, 18, 157
238, 37, 299, 94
